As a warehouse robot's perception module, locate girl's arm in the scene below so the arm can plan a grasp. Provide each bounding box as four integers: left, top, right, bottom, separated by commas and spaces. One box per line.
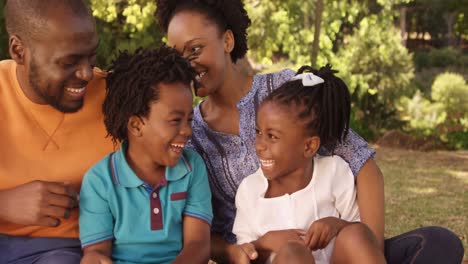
81, 241, 113, 264
356, 159, 385, 251
323, 130, 385, 251
173, 216, 211, 264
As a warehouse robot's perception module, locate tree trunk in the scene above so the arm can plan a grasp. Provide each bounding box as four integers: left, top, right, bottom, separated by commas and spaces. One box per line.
443, 12, 456, 47
400, 7, 407, 47
311, 0, 324, 67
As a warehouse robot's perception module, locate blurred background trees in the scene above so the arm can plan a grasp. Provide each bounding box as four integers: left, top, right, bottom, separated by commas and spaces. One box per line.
0, 0, 466, 149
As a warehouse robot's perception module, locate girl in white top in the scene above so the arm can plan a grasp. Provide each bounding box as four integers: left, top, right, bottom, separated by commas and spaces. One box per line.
233, 65, 385, 264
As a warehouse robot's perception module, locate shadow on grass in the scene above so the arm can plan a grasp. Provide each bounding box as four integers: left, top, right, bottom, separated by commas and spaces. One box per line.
374, 146, 467, 258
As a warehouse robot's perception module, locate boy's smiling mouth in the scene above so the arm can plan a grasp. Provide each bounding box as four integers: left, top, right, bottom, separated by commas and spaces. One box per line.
170, 143, 185, 153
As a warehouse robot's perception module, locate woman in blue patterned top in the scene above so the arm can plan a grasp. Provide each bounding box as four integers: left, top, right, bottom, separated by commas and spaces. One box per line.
154, 1, 464, 263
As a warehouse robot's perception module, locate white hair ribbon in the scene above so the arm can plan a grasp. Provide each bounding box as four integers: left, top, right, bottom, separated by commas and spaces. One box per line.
291, 73, 324, 87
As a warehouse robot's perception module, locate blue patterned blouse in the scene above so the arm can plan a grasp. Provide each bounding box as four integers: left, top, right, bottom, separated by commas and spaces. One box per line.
187, 69, 375, 243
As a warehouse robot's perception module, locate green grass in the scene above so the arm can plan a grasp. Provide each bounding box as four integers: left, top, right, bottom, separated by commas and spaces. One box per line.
375, 147, 467, 258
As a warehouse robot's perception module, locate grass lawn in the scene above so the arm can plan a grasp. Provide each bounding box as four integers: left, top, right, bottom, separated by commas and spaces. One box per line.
375, 146, 467, 259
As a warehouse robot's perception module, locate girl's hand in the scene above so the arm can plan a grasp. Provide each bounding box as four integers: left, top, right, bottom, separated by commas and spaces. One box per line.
80, 251, 113, 264
227, 243, 257, 264
256, 229, 306, 253
305, 216, 350, 250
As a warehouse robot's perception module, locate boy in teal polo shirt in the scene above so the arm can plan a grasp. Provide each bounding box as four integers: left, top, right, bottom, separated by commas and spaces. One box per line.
79, 46, 212, 264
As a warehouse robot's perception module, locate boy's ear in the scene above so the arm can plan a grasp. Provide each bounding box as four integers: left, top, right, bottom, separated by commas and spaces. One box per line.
128, 115, 144, 137
304, 136, 320, 158
9, 35, 26, 65
223, 29, 234, 53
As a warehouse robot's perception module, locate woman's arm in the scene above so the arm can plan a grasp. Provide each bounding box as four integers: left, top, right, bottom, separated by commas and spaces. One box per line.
173, 216, 211, 264
356, 159, 385, 251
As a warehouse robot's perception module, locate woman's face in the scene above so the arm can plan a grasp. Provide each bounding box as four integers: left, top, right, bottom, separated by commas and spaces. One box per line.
167, 10, 233, 97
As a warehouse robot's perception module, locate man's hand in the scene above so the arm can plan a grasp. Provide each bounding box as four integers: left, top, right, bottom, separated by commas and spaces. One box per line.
255, 229, 306, 253
304, 217, 350, 250
80, 251, 113, 264
0, 180, 78, 226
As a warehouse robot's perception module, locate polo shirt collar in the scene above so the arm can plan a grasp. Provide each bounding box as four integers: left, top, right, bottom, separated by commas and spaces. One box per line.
110, 141, 192, 188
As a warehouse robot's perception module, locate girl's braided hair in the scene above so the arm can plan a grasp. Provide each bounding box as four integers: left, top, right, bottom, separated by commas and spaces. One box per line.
263, 64, 351, 153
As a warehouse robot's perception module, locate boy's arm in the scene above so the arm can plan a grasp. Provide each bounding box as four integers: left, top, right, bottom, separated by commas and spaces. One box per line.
172, 216, 211, 264
174, 152, 213, 263
81, 241, 113, 264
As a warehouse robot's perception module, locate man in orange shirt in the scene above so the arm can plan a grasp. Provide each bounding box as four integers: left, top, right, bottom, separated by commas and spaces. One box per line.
0, 0, 114, 263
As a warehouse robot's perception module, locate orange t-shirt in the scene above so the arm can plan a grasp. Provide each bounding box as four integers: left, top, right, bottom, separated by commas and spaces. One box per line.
0, 60, 114, 238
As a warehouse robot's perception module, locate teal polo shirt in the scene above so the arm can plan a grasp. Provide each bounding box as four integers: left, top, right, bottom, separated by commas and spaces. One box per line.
79, 143, 213, 264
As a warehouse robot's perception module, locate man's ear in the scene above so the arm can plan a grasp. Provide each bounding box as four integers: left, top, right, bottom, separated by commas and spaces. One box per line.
223, 29, 235, 53
128, 115, 145, 137
304, 136, 320, 158
9, 35, 26, 65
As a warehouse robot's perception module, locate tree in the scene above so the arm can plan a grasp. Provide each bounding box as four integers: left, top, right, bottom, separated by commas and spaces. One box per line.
86, 0, 163, 68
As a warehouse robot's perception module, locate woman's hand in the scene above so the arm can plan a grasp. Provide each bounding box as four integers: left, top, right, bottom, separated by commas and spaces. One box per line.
304, 216, 351, 250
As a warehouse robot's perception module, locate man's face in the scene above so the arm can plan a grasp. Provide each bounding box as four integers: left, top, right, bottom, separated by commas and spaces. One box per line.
24, 10, 98, 113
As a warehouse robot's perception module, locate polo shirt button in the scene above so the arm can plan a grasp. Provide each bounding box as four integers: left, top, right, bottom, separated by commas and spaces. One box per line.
152, 193, 157, 198
153, 208, 160, 214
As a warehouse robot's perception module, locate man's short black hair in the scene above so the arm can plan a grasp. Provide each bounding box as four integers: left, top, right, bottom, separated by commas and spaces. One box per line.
4, 0, 92, 42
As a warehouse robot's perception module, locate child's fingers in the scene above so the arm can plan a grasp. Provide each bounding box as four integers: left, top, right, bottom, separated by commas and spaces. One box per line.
241, 243, 258, 260
307, 230, 321, 250
318, 230, 330, 249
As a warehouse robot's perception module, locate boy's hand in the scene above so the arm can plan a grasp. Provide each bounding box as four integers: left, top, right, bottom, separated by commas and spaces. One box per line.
80, 251, 113, 264
305, 216, 348, 250
227, 243, 257, 264
256, 229, 305, 253
0, 181, 78, 226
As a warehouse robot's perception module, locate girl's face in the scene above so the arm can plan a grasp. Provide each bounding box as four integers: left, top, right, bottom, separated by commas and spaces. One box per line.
167, 10, 233, 97
131, 82, 193, 168
255, 102, 318, 181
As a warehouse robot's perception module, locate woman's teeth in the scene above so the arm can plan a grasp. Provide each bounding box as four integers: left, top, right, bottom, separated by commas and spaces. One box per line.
196, 72, 206, 81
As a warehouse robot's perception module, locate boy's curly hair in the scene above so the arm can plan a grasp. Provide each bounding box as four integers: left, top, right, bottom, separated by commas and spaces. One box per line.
263, 65, 351, 153
155, 0, 251, 63
103, 45, 197, 144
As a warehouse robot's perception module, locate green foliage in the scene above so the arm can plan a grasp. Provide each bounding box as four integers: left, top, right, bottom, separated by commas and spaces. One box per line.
397, 90, 446, 135
245, 0, 364, 67
88, 0, 163, 68
413, 48, 468, 71
398, 72, 468, 149
431, 72, 468, 115
0, 3, 9, 60
447, 131, 468, 149
335, 16, 414, 133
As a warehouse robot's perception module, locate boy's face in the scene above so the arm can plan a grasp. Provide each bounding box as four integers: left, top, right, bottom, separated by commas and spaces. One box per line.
136, 82, 194, 167
255, 102, 317, 181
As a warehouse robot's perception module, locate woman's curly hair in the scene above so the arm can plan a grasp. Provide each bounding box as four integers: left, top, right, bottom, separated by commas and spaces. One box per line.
155, 0, 251, 63
103, 45, 197, 144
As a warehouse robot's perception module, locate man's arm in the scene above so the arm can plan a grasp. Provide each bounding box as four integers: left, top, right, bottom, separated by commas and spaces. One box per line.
0, 181, 78, 226
173, 216, 211, 264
